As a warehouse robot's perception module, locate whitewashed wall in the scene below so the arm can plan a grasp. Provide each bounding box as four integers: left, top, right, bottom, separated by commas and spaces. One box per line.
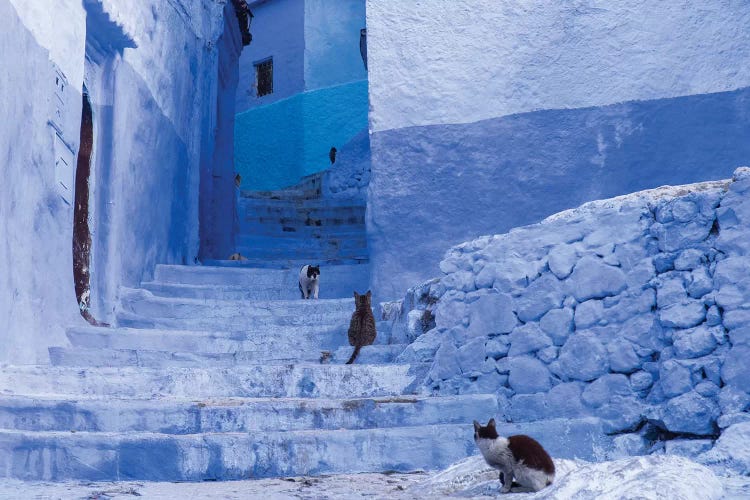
366, 0, 750, 132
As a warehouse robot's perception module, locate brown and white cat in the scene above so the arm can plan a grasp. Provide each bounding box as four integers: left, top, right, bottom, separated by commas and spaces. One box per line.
346, 290, 377, 364
473, 418, 555, 493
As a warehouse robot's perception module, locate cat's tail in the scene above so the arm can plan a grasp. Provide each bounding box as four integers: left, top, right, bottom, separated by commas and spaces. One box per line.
346, 344, 362, 364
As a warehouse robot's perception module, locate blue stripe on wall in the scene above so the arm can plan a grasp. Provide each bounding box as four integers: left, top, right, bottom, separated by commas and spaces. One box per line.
234, 80, 368, 190
368, 86, 750, 298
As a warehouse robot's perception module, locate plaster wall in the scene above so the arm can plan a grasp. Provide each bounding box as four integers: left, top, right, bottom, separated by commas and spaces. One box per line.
365, 0, 750, 299
304, 0, 367, 91
236, 0, 305, 113
0, 0, 237, 363
234, 79, 367, 190
366, 0, 750, 132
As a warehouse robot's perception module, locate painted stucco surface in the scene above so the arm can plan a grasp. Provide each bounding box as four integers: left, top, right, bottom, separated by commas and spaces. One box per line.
235, 79, 368, 190
368, 88, 750, 298
0, 0, 238, 363
366, 0, 750, 132
236, 0, 305, 113
304, 0, 367, 91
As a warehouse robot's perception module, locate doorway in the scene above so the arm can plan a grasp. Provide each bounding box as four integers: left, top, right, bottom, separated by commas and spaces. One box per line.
73, 89, 101, 325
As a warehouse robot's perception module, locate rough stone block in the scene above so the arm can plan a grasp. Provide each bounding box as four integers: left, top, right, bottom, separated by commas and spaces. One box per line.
548, 244, 578, 279
673, 249, 704, 271
515, 274, 565, 322
721, 344, 750, 393
507, 323, 552, 356
465, 293, 516, 337
608, 338, 642, 373
539, 308, 574, 346
508, 356, 551, 394
574, 299, 606, 329
428, 342, 461, 382
485, 337, 510, 359
672, 325, 718, 359
658, 300, 706, 329
582, 374, 632, 408
659, 391, 719, 435
457, 338, 487, 375
659, 360, 694, 398
630, 371, 654, 392
558, 332, 610, 381
568, 256, 628, 302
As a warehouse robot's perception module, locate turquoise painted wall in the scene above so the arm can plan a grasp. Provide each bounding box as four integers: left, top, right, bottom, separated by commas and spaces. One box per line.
234, 79, 368, 190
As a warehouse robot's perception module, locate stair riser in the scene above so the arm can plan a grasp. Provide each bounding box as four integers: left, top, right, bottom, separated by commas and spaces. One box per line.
242, 216, 365, 227
0, 365, 428, 399
235, 238, 367, 251
242, 206, 364, 218
118, 298, 354, 326
48, 348, 335, 368
51, 343, 402, 368
142, 283, 372, 302
237, 225, 366, 237
0, 395, 497, 434
115, 313, 348, 331
0, 426, 474, 481
154, 265, 370, 287
66, 328, 345, 353
142, 283, 300, 301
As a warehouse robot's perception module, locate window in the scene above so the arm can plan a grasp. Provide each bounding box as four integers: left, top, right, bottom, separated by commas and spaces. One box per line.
255, 58, 273, 97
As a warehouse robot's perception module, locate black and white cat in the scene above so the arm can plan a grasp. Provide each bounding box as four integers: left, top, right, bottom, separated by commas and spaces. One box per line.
473, 418, 555, 493
298, 265, 320, 299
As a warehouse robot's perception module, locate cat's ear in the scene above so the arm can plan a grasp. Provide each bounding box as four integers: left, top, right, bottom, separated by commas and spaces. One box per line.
473, 420, 481, 432
488, 418, 496, 429
365, 290, 372, 298
353, 291, 359, 299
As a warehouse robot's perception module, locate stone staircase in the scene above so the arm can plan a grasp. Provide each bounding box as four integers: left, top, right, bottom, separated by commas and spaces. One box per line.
0, 187, 497, 481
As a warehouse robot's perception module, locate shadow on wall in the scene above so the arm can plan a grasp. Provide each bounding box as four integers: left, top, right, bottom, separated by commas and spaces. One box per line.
368, 87, 750, 299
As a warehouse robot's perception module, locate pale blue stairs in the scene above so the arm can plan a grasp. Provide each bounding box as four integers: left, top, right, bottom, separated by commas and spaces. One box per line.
0, 187, 497, 481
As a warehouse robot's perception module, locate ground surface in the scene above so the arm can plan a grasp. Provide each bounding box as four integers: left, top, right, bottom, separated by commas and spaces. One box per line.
2, 455, 748, 499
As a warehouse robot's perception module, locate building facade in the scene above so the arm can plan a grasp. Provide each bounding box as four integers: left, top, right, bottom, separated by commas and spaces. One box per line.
234, 0, 368, 190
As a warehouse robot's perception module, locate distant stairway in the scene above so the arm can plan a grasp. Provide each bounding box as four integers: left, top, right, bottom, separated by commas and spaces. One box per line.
0, 182, 496, 481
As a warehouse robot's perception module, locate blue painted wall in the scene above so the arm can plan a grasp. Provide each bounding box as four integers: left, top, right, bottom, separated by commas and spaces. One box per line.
236, 0, 305, 113
235, 79, 368, 190
368, 88, 750, 298
304, 0, 367, 91
234, 0, 368, 190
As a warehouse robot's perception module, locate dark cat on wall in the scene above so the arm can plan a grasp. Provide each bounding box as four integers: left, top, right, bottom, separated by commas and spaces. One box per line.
346, 290, 376, 364
473, 418, 555, 493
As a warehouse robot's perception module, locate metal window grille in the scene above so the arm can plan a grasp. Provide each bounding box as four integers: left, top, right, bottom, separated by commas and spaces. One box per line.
255, 59, 273, 97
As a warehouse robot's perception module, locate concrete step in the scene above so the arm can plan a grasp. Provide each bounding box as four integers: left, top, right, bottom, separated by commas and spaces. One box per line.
235, 235, 367, 251
0, 364, 429, 399
241, 215, 365, 229
141, 281, 301, 301
233, 250, 369, 263
235, 225, 366, 238
117, 289, 354, 328
242, 204, 364, 217
201, 257, 371, 268
154, 264, 370, 288
239, 197, 360, 210
330, 344, 406, 364
64, 326, 345, 353
47, 343, 405, 368
0, 394, 496, 434
0, 424, 474, 481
